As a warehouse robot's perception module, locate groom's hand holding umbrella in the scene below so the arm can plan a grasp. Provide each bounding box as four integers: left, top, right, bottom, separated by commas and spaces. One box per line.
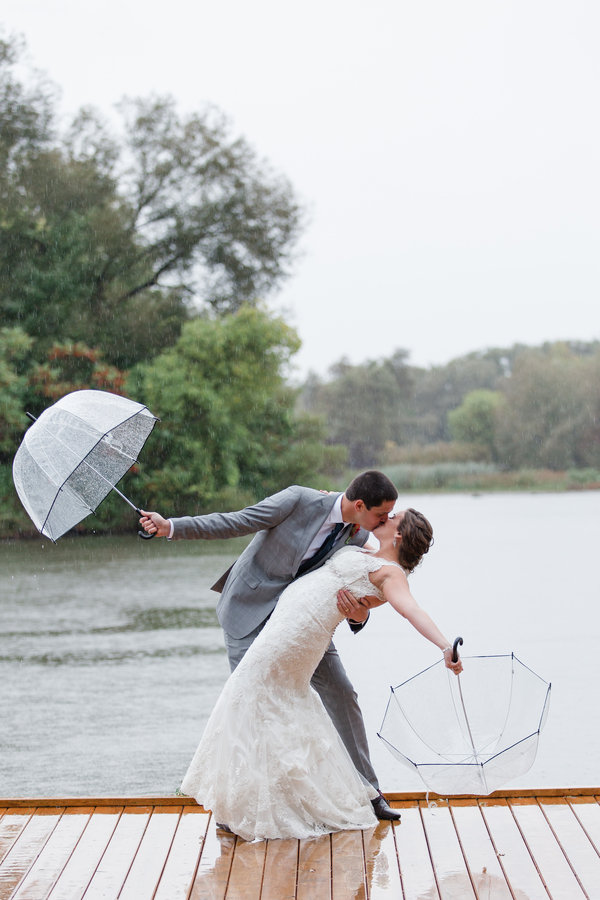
139, 510, 171, 537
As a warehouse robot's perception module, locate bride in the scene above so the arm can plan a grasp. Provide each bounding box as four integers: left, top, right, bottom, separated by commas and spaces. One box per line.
181, 508, 462, 842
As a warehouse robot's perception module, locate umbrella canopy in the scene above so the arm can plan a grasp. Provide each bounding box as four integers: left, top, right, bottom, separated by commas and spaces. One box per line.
378, 651, 551, 795
13, 390, 158, 541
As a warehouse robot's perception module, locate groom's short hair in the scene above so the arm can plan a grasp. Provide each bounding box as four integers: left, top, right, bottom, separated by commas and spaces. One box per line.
345, 470, 398, 509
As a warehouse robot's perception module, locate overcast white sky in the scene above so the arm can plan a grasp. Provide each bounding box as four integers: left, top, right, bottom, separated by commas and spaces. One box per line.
2, 0, 599, 381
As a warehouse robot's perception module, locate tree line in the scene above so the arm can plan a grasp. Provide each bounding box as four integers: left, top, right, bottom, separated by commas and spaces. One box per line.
299, 341, 600, 472
1, 34, 598, 538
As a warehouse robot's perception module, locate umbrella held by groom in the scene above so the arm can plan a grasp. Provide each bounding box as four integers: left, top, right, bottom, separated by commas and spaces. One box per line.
140, 469, 401, 820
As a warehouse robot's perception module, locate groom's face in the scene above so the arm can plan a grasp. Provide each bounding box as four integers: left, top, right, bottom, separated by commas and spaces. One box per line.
352, 500, 395, 533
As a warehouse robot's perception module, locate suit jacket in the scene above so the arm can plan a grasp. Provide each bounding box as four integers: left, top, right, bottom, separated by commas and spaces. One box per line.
170, 486, 369, 639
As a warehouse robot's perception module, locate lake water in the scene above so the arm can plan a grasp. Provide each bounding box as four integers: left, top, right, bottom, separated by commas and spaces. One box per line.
0, 491, 598, 797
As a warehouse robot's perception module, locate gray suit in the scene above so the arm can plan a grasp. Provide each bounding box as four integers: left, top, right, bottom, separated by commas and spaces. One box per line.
171, 485, 380, 790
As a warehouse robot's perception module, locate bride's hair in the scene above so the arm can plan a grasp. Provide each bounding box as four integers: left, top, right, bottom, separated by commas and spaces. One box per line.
396, 508, 434, 573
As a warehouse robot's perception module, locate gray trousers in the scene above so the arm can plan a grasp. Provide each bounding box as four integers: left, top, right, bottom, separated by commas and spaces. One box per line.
223, 625, 380, 792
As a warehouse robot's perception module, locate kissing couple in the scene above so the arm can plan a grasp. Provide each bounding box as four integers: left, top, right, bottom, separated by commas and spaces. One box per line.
140, 470, 462, 842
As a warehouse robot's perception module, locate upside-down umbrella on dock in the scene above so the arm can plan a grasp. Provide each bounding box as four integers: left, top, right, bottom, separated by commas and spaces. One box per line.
378, 638, 551, 795
13, 389, 158, 541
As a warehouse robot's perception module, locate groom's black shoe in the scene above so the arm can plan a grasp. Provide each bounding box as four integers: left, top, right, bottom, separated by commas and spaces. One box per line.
215, 822, 234, 833
372, 793, 401, 821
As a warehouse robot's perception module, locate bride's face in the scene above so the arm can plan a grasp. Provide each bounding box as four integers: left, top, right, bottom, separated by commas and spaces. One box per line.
375, 511, 404, 541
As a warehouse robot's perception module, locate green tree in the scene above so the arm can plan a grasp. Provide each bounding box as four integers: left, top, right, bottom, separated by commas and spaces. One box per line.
130, 307, 345, 514
0, 37, 304, 368
494, 345, 600, 469
299, 352, 413, 468
448, 389, 505, 460
0, 326, 33, 460
0, 35, 54, 170
408, 349, 514, 443
113, 96, 302, 315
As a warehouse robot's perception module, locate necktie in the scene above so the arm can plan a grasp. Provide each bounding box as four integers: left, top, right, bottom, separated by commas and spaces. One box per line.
296, 522, 345, 577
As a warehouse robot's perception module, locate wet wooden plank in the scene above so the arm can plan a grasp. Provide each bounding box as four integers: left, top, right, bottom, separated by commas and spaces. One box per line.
118, 806, 182, 900
188, 820, 237, 900
508, 799, 587, 898
449, 801, 512, 900
79, 806, 152, 899
153, 807, 210, 900
331, 829, 366, 900
392, 804, 435, 900
0, 808, 63, 900
261, 837, 299, 900
418, 801, 476, 900
569, 796, 600, 853
478, 799, 548, 900
10, 808, 93, 900
0, 810, 34, 868
46, 807, 122, 900
226, 837, 267, 900
297, 833, 331, 900
364, 822, 403, 899
539, 798, 600, 899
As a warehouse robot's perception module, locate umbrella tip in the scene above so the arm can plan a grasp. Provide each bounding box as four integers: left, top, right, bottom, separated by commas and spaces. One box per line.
26, 411, 37, 422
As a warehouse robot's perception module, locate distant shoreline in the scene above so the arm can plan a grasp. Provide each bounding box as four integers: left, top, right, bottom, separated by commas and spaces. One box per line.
2, 471, 598, 541
375, 464, 600, 495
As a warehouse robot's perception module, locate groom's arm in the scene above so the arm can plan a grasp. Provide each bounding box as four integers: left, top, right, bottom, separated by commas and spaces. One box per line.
140, 486, 304, 541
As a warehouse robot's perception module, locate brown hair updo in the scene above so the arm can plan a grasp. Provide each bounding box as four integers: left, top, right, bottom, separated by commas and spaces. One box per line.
396, 508, 434, 573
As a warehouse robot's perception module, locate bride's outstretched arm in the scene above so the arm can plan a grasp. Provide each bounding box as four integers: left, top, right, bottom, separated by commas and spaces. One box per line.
379, 570, 463, 674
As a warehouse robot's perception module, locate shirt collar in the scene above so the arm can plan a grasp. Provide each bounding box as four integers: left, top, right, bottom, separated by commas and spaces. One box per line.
328, 493, 344, 525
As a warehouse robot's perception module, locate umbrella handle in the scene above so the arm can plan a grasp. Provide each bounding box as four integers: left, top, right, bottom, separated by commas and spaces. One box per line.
135, 508, 156, 540
452, 636, 463, 662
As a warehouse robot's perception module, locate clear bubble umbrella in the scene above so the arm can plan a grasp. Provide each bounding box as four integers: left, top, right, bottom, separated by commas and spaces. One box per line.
12, 389, 158, 542
378, 639, 551, 795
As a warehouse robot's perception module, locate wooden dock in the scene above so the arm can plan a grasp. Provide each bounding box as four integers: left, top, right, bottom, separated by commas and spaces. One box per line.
1, 790, 599, 899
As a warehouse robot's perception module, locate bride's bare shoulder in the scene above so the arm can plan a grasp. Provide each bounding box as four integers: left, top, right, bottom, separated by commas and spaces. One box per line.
367, 558, 406, 586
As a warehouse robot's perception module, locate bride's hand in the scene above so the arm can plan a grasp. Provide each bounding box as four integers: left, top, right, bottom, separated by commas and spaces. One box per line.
443, 647, 463, 675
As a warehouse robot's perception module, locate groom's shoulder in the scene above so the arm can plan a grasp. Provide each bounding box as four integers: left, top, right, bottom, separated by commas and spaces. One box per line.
268, 484, 338, 511
259, 484, 317, 509
288, 485, 340, 503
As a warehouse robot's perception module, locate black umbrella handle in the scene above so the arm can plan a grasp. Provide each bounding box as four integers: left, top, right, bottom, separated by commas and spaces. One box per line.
135, 508, 156, 540
452, 636, 463, 662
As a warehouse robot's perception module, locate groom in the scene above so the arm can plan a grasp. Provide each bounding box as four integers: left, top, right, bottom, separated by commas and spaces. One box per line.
140, 470, 400, 820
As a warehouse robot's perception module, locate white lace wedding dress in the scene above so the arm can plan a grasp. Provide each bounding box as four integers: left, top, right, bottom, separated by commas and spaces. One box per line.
181, 547, 401, 842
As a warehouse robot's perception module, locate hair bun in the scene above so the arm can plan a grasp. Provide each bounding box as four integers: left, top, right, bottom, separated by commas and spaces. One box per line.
397, 508, 434, 573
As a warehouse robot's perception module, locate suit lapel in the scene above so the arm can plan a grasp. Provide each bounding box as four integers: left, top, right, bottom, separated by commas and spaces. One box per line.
211, 564, 234, 593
